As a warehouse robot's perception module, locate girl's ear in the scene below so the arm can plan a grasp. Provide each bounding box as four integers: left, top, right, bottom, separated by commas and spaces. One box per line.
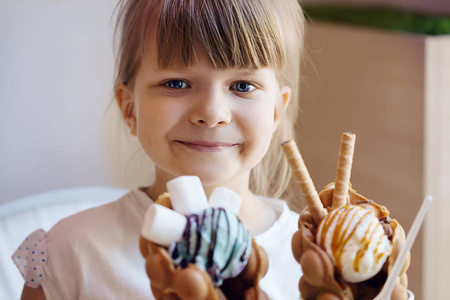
273, 86, 291, 131
115, 84, 137, 136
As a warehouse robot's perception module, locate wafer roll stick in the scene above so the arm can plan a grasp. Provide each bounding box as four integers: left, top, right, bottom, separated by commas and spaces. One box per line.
332, 132, 356, 209
282, 140, 326, 224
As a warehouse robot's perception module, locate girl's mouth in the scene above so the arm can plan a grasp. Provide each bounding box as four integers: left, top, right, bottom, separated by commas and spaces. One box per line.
175, 140, 238, 153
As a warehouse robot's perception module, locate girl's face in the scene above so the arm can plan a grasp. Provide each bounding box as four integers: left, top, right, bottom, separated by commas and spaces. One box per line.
118, 43, 290, 188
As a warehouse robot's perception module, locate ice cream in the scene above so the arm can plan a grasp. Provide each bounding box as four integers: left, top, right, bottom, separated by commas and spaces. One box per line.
169, 207, 252, 286
140, 176, 269, 300
283, 133, 410, 300
316, 205, 392, 283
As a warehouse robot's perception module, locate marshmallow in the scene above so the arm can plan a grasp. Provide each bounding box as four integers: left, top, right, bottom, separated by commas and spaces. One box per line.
141, 204, 187, 247
167, 176, 209, 215
209, 187, 242, 215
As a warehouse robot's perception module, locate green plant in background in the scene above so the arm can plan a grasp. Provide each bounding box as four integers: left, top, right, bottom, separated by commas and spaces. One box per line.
302, 5, 450, 35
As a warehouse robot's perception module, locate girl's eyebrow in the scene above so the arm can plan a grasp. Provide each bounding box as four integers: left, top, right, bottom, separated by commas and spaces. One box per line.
155, 68, 266, 76
231, 69, 274, 78
221, 68, 269, 77
231, 70, 259, 75
153, 68, 192, 77
154, 66, 188, 72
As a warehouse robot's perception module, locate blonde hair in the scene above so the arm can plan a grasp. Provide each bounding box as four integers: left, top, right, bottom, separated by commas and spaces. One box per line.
114, 0, 305, 200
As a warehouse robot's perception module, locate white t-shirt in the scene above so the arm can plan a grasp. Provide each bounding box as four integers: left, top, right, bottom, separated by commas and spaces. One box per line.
13, 190, 302, 299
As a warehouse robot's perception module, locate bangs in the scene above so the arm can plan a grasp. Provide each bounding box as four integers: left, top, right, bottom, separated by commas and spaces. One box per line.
155, 0, 284, 70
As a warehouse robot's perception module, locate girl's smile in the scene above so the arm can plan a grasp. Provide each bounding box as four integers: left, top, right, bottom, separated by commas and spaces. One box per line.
174, 140, 240, 153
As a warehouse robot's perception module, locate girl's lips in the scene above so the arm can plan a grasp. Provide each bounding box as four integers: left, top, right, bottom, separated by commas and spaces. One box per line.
175, 140, 238, 153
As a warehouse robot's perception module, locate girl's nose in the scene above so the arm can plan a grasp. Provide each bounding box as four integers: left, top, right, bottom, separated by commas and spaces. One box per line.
189, 87, 232, 128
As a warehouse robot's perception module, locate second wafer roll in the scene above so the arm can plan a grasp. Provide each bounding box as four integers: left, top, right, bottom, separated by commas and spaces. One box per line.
332, 132, 356, 209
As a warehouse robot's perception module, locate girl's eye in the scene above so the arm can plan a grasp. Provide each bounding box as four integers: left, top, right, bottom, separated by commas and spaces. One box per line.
231, 81, 256, 93
165, 80, 189, 89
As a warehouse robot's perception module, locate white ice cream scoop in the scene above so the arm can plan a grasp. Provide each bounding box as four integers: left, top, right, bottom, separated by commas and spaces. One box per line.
316, 205, 392, 283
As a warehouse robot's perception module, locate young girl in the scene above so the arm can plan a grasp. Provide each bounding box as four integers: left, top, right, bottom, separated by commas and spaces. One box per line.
15, 0, 305, 299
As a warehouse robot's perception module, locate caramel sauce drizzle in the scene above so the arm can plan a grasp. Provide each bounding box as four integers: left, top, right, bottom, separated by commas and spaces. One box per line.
354, 215, 377, 272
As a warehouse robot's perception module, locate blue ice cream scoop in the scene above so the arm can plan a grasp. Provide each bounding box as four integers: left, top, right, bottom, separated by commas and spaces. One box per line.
168, 207, 252, 287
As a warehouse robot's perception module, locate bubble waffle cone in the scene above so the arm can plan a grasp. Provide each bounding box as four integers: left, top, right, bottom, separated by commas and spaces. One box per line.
284, 135, 410, 300
292, 185, 410, 300
140, 193, 269, 300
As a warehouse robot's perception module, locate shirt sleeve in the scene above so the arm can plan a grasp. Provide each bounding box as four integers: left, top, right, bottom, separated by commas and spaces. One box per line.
11, 229, 48, 288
